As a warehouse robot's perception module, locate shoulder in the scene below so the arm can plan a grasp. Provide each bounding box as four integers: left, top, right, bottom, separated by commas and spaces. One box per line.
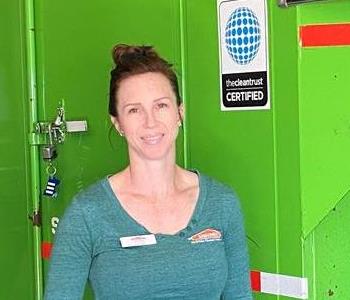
73, 178, 108, 205
199, 172, 244, 224
201, 173, 234, 194
200, 172, 240, 206
62, 177, 110, 222
56, 178, 112, 237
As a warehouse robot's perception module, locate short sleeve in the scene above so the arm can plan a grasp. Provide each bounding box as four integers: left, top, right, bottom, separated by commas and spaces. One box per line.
44, 199, 92, 300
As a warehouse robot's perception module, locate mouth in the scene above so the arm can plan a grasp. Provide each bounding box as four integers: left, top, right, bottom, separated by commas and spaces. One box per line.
141, 133, 164, 145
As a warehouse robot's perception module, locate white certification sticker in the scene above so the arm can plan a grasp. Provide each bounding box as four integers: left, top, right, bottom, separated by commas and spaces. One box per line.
120, 234, 157, 248
217, 0, 270, 111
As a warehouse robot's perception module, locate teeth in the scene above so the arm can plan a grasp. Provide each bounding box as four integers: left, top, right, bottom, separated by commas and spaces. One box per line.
141, 134, 164, 145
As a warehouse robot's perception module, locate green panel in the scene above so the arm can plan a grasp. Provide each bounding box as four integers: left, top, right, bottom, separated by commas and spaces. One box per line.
183, 2, 286, 299
269, 2, 304, 279
299, 2, 350, 300
34, 0, 183, 297
304, 191, 350, 299
184, 1, 308, 298
0, 1, 35, 299
298, 1, 350, 236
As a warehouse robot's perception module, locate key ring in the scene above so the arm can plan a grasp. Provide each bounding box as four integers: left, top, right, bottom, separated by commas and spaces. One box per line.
46, 163, 57, 177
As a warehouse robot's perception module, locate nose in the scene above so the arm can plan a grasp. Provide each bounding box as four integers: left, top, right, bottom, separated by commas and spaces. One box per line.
144, 109, 157, 128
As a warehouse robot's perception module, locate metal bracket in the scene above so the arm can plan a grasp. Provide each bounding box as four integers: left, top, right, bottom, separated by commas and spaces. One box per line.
278, 0, 326, 8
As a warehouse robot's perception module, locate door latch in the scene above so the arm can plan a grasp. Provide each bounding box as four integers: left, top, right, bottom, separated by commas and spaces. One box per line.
29, 100, 88, 147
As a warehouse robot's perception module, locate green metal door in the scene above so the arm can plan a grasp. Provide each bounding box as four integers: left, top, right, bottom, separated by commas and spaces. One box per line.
32, 0, 183, 298
182, 1, 279, 299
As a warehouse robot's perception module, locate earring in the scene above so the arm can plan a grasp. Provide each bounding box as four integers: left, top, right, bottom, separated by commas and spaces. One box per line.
117, 130, 124, 137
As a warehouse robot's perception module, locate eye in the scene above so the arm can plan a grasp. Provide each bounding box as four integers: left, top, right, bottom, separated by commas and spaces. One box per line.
157, 102, 168, 109
128, 107, 139, 114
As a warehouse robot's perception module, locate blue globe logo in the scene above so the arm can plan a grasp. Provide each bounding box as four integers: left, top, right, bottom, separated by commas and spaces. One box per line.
225, 7, 261, 65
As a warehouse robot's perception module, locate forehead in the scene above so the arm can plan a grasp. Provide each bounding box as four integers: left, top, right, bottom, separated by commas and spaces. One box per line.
117, 72, 175, 105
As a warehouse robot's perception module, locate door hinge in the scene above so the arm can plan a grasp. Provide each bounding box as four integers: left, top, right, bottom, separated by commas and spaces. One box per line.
28, 210, 42, 227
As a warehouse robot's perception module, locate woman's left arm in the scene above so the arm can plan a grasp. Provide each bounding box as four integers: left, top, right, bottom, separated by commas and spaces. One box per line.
221, 194, 253, 300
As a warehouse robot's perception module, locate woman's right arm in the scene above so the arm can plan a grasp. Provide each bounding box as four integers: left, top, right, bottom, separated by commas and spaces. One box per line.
44, 199, 92, 300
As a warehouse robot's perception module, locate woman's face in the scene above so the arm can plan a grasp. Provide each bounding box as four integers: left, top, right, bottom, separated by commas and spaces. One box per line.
112, 72, 183, 161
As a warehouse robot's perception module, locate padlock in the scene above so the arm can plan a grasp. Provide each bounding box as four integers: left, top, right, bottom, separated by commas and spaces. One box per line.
42, 145, 57, 160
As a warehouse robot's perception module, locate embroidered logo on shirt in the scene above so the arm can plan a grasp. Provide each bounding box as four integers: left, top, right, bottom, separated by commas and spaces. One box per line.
188, 228, 222, 244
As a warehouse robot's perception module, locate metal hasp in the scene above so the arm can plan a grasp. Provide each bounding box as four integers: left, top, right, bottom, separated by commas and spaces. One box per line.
28, 102, 88, 228
278, 0, 326, 7
29, 102, 88, 147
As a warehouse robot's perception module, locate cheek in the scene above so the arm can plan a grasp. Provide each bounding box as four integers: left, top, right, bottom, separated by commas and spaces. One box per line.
159, 108, 180, 123
163, 117, 179, 134
118, 117, 139, 135
167, 116, 181, 136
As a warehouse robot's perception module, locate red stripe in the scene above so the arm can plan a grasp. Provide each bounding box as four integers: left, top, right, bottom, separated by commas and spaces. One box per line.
41, 242, 53, 259
300, 23, 350, 47
250, 270, 261, 292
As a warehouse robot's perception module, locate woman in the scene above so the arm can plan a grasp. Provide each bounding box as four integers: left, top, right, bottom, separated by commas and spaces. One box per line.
45, 44, 252, 299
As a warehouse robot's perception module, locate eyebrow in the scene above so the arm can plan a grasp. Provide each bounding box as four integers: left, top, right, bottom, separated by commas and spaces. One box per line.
153, 97, 171, 102
122, 97, 171, 109
122, 102, 141, 109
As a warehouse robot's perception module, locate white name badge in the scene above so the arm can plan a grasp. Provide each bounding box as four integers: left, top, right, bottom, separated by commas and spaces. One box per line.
120, 234, 157, 248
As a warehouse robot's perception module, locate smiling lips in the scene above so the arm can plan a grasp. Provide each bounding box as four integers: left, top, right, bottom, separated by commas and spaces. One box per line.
141, 133, 165, 145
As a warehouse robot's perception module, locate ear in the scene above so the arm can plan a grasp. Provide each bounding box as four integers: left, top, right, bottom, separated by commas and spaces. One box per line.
178, 103, 184, 123
110, 115, 123, 134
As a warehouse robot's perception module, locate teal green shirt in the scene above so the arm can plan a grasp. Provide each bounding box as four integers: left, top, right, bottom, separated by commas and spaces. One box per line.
45, 172, 252, 299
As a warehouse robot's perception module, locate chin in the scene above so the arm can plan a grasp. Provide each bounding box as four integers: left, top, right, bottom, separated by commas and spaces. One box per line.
130, 142, 175, 162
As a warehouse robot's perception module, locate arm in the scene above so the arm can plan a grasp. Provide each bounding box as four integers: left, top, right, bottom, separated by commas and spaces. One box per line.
44, 199, 92, 300
221, 194, 253, 300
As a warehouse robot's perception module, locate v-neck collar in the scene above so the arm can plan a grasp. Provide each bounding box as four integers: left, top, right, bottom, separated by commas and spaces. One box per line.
102, 169, 207, 237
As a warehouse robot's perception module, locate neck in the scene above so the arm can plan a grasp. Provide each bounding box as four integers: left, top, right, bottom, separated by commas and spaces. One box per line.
126, 150, 181, 200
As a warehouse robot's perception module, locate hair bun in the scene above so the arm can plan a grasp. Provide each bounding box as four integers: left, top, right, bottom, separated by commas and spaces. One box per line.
112, 44, 158, 65
109, 43, 181, 117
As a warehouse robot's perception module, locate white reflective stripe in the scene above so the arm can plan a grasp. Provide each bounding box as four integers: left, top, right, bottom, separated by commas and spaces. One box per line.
47, 182, 56, 187
45, 190, 54, 194
46, 186, 55, 191
261, 272, 308, 299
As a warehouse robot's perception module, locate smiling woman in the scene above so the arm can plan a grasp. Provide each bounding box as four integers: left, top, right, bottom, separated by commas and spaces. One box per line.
44, 44, 253, 300
112, 72, 183, 161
